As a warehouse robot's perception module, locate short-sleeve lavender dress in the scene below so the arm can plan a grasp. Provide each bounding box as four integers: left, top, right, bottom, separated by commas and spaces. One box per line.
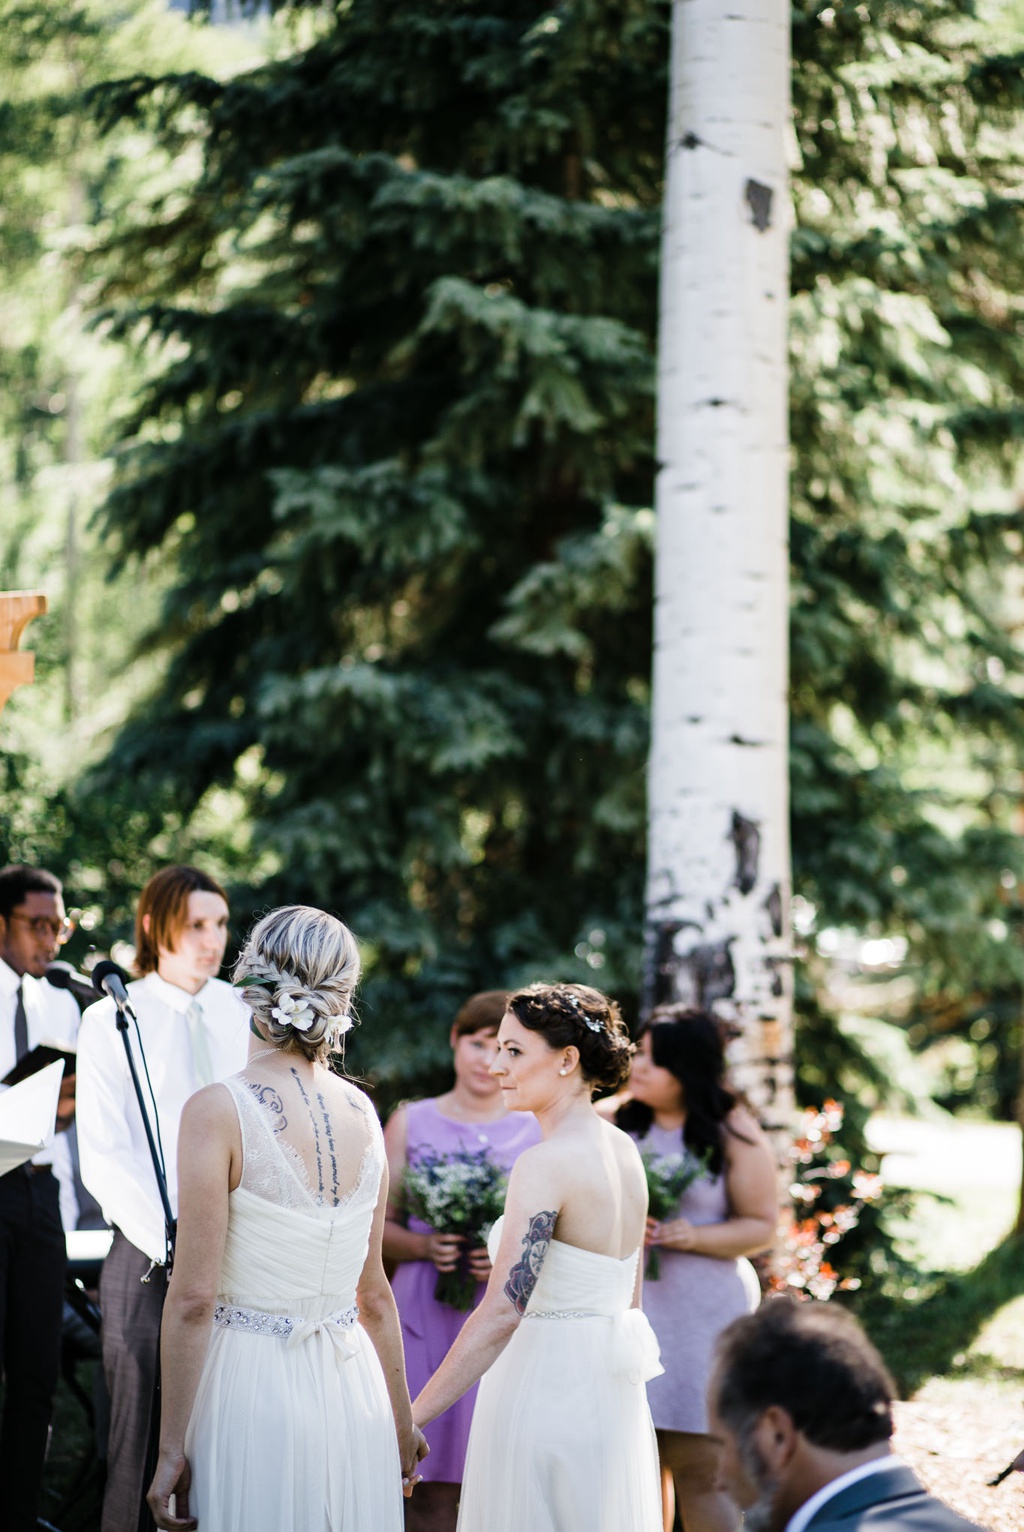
631, 1123, 760, 1433
390, 1099, 541, 1481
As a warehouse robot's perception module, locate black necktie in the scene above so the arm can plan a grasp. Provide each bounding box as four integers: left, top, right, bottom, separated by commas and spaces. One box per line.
13, 979, 27, 1061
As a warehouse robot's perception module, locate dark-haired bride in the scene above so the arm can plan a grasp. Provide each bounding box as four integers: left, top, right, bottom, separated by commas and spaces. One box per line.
147, 905, 426, 1531
412, 982, 663, 1532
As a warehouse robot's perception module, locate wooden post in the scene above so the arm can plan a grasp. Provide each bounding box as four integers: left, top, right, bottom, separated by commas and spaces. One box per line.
0, 592, 47, 718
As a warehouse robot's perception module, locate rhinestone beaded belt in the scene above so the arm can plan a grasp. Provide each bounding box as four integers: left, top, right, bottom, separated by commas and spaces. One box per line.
213, 1302, 359, 1338
524, 1310, 597, 1320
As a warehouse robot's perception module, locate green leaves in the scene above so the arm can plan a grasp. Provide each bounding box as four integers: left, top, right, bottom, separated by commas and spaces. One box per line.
22, 0, 1018, 1110
77, 0, 660, 1084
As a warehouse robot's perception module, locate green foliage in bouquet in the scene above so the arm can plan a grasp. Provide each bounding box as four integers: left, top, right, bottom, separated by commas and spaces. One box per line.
403, 1147, 508, 1311
640, 1149, 710, 1281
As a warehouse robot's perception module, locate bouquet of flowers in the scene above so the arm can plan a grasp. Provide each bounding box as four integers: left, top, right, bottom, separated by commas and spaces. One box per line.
404, 1147, 509, 1310
641, 1148, 710, 1280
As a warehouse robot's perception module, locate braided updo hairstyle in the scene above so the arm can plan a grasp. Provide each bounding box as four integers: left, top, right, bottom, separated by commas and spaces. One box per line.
505, 982, 634, 1095
233, 905, 360, 1065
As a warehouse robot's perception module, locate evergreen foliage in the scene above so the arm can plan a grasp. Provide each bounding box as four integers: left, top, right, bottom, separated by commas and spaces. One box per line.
86, 0, 667, 1080
789, 0, 1024, 1095
15, 0, 1024, 1103
0, 0, 246, 932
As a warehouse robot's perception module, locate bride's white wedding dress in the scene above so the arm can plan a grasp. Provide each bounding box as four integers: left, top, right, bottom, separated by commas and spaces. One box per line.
183, 1074, 403, 1531
457, 1216, 664, 1532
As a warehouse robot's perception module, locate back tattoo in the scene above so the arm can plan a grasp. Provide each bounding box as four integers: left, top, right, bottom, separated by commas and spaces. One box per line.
504, 1210, 557, 1315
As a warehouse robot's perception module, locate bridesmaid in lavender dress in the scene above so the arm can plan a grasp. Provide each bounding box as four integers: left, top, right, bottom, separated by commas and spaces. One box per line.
383, 992, 541, 1532
611, 1008, 776, 1532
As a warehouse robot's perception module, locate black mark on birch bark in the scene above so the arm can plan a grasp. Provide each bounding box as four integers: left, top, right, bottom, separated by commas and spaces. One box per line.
730, 811, 760, 896
684, 941, 736, 1009
745, 178, 773, 231
644, 919, 687, 1012
643, 926, 734, 1014
765, 883, 783, 939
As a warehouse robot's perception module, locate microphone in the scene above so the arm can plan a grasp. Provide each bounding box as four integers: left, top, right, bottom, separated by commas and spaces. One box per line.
45, 961, 99, 1009
91, 959, 138, 1022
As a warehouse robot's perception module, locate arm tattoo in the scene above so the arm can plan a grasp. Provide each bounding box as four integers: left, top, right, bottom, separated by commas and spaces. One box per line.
504, 1210, 557, 1316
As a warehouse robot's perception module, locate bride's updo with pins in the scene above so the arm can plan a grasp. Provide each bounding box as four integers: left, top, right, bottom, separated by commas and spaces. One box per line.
506, 982, 634, 1095
233, 905, 360, 1064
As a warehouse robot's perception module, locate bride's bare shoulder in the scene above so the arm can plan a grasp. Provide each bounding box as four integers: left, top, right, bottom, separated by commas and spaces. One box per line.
313, 1072, 380, 1128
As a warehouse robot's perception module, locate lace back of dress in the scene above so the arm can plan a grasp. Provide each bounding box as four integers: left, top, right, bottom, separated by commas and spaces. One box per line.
226, 1071, 381, 1212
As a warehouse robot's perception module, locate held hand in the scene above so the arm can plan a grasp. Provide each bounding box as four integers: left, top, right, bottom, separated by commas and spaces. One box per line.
466, 1245, 492, 1282
400, 1424, 429, 1496
147, 1451, 197, 1531
644, 1216, 660, 1248
424, 1233, 463, 1272
651, 1216, 697, 1252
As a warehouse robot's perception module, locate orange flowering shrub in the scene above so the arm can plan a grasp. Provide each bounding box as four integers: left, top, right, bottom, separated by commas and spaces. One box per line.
765, 1101, 884, 1301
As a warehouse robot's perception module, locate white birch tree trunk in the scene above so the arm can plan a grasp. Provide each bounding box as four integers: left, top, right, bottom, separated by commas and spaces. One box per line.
646, 0, 793, 1128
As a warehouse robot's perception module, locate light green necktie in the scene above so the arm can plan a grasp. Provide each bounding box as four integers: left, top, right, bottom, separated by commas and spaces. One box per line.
186, 999, 214, 1088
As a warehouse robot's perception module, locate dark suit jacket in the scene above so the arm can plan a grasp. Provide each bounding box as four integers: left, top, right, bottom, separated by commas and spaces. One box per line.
805, 1462, 984, 1531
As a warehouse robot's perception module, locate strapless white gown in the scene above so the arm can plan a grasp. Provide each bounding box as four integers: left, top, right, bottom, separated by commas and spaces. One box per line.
183, 1076, 403, 1531
457, 1217, 663, 1532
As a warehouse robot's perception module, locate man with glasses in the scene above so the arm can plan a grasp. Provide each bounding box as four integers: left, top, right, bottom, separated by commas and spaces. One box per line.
707, 1300, 979, 1531
0, 863, 82, 1532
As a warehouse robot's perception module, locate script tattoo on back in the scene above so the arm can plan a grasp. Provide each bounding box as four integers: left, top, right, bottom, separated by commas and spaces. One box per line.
504, 1210, 557, 1316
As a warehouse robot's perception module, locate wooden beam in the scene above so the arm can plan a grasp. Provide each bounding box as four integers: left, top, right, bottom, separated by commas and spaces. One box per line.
0, 591, 47, 718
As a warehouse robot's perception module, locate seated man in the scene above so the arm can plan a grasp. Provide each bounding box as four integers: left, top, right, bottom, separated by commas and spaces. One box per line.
708, 1299, 980, 1531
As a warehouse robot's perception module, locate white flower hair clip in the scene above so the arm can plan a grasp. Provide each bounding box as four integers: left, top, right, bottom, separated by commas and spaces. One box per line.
271, 993, 316, 1033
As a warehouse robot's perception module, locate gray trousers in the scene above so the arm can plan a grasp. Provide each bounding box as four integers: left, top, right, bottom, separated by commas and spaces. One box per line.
99, 1231, 167, 1532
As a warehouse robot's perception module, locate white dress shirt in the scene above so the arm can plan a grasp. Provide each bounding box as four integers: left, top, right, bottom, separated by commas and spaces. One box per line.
76, 971, 250, 1263
785, 1455, 904, 1532
0, 956, 81, 1222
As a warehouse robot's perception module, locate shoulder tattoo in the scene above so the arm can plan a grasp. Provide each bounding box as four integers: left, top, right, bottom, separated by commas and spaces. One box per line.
504, 1210, 557, 1316
245, 1080, 287, 1133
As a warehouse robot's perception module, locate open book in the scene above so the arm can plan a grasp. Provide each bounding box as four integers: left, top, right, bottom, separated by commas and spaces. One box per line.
2, 1039, 76, 1089
0, 1060, 64, 1176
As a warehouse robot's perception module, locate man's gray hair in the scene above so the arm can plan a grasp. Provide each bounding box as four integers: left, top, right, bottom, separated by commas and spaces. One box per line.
713, 1298, 894, 1452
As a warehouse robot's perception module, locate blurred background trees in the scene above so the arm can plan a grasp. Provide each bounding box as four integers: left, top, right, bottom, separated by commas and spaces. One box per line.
2, 0, 1024, 1143
0, 0, 254, 929
68, 0, 668, 1089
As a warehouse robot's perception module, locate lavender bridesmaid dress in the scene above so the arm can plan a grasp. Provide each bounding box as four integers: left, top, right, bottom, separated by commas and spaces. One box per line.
390, 1098, 541, 1481
630, 1122, 760, 1433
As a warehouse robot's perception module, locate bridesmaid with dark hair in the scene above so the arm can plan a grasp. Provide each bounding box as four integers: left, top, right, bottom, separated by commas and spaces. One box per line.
611, 1007, 777, 1532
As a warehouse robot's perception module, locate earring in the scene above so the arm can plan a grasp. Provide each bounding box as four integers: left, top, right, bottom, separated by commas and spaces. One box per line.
559, 1067, 568, 1076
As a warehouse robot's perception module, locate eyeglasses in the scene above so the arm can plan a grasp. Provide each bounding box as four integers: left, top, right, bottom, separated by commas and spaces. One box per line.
9, 914, 75, 945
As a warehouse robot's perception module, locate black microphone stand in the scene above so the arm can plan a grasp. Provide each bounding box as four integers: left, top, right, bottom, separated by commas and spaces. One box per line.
98, 978, 175, 1532
113, 1005, 176, 1264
